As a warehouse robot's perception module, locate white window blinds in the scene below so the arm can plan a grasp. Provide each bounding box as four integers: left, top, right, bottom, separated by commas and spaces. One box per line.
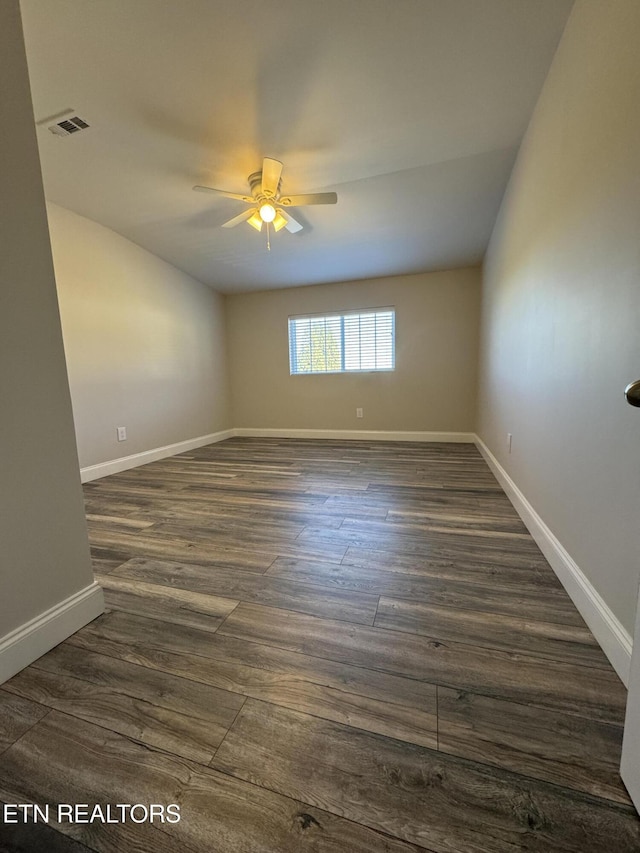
288, 309, 395, 375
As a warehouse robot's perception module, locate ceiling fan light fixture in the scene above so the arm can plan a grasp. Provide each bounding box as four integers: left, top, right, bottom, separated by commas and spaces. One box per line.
247, 211, 263, 231
259, 203, 276, 223
272, 210, 288, 232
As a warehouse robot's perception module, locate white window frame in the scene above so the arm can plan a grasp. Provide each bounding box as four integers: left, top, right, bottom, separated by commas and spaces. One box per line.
288, 308, 395, 375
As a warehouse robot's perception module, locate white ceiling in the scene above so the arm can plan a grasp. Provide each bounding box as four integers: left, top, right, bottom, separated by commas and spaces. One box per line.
20, 0, 573, 293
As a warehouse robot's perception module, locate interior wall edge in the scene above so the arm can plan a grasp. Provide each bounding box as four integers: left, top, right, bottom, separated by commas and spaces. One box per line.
46, 202, 232, 470
475, 434, 632, 686
0, 582, 104, 686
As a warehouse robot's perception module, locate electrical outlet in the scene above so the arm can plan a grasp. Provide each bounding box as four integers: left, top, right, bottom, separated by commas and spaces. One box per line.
507, 433, 512, 453
117, 426, 127, 442
356, 408, 363, 419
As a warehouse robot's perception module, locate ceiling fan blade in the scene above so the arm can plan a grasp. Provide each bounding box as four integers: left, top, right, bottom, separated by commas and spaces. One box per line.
278, 192, 338, 207
193, 185, 253, 203
261, 158, 283, 197
279, 209, 303, 234
221, 208, 257, 228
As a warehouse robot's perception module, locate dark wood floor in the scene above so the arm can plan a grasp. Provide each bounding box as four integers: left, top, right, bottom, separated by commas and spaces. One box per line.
1, 438, 638, 852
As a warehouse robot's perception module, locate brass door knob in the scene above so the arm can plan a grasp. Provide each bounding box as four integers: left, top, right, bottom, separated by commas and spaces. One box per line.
625, 380, 640, 408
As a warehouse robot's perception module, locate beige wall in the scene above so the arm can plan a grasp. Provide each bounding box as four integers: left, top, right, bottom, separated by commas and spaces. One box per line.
48, 204, 231, 469
477, 0, 640, 633
0, 2, 97, 638
226, 269, 480, 432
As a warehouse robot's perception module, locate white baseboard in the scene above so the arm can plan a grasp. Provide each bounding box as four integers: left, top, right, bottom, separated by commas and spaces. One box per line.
475, 435, 632, 686
0, 582, 104, 685
234, 428, 475, 443
80, 429, 235, 482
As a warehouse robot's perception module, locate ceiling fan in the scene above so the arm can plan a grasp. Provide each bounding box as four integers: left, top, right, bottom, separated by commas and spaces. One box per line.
193, 157, 337, 237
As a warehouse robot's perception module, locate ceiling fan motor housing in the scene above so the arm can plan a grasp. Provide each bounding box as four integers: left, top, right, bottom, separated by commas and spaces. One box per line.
248, 170, 281, 201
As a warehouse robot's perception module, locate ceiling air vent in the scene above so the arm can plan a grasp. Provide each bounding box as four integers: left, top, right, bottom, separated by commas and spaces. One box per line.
48, 115, 90, 137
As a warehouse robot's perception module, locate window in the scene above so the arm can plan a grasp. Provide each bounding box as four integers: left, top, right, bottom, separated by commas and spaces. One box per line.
288, 309, 395, 375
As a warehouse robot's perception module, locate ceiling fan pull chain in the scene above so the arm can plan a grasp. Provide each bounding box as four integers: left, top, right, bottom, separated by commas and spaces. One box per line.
266, 221, 271, 252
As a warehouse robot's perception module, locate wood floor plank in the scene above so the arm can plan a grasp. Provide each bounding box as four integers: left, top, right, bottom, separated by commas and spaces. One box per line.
129, 511, 306, 539
176, 488, 329, 512
386, 506, 526, 532
128, 500, 345, 531
342, 546, 562, 586
299, 525, 548, 566
321, 490, 480, 514
0, 690, 48, 754
437, 687, 631, 805
0, 711, 429, 853
374, 596, 608, 667
68, 610, 437, 711
107, 470, 239, 488
218, 603, 627, 723
340, 515, 532, 541
99, 575, 238, 631
66, 610, 438, 749
3, 644, 244, 764
365, 479, 505, 497
83, 494, 156, 516
87, 526, 276, 572
110, 558, 379, 625
89, 522, 347, 565
0, 816, 97, 853
153, 521, 349, 562
266, 557, 587, 625
322, 493, 523, 526
86, 513, 155, 531
89, 545, 132, 575
211, 699, 640, 853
